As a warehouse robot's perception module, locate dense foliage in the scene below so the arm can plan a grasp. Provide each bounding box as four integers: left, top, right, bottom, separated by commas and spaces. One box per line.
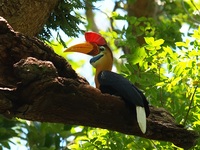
38, 0, 86, 46
0, 0, 200, 149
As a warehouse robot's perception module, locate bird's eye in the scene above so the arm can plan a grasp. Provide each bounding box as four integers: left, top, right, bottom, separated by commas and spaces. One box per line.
99, 46, 105, 52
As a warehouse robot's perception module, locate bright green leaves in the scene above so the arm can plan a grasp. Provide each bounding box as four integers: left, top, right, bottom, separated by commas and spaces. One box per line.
192, 26, 200, 40
68, 128, 154, 150
175, 39, 190, 47
173, 61, 187, 77
121, 16, 157, 48
68, 128, 109, 149
164, 27, 200, 134
49, 40, 67, 58
131, 47, 147, 64
25, 122, 82, 150
144, 37, 164, 50
121, 47, 147, 65
120, 27, 200, 142
38, 0, 85, 44
192, 26, 200, 50
0, 117, 21, 149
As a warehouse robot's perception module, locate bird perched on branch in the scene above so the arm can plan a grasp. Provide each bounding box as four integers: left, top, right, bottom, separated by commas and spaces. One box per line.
64, 32, 150, 133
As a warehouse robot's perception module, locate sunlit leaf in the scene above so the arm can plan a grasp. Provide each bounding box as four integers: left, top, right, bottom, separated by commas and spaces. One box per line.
175, 39, 190, 47
192, 26, 200, 39
153, 39, 165, 46
130, 47, 147, 64
144, 37, 154, 45
173, 62, 187, 76
156, 82, 165, 87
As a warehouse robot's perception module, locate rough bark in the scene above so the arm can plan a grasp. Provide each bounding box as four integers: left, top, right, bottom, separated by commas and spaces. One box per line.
0, 17, 199, 149
0, 0, 59, 36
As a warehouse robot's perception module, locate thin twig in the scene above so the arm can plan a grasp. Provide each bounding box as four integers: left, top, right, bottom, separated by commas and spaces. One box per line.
158, 63, 164, 107
191, 0, 200, 15
183, 86, 198, 126
181, 0, 200, 24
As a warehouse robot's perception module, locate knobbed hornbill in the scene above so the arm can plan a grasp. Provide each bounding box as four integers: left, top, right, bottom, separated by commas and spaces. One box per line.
64, 32, 150, 133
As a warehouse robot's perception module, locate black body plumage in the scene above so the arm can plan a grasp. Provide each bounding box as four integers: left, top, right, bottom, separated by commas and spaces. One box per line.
98, 70, 150, 117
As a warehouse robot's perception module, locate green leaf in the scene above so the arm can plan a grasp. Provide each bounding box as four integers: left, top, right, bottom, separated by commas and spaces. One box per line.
144, 37, 164, 50
156, 82, 166, 87
173, 62, 187, 76
144, 37, 155, 45
153, 39, 165, 46
192, 26, 200, 39
130, 47, 147, 64
175, 39, 190, 47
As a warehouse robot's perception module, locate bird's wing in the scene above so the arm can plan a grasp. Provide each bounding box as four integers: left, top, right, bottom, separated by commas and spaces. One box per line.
98, 71, 145, 107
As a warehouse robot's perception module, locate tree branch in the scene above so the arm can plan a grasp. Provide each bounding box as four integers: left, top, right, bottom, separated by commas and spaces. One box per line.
0, 16, 199, 149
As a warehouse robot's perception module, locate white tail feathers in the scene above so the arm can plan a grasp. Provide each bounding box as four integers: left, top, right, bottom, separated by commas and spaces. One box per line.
136, 106, 147, 134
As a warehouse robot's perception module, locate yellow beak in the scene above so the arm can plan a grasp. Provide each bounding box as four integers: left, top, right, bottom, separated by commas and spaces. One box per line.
64, 42, 99, 56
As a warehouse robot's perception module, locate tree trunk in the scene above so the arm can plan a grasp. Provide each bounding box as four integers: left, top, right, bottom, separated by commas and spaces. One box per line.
0, 17, 198, 149
0, 0, 59, 36
85, 0, 99, 32
127, 0, 158, 46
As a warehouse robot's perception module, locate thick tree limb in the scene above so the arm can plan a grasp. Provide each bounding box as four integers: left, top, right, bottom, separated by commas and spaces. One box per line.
0, 17, 199, 149
0, 0, 59, 36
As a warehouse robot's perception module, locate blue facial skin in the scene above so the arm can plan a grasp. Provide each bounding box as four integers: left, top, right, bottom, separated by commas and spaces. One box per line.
90, 54, 103, 64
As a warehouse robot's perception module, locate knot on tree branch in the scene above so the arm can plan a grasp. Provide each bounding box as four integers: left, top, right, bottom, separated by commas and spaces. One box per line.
14, 57, 58, 85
